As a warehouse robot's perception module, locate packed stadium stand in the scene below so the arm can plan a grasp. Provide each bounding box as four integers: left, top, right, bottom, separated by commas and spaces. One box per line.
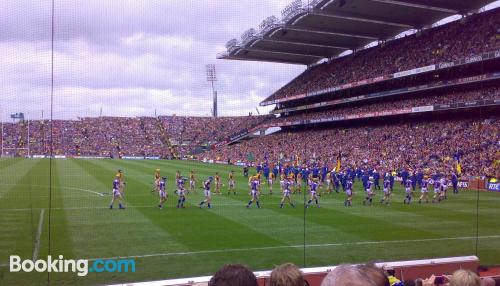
0, 115, 271, 159
1, 3, 499, 180
209, 3, 500, 178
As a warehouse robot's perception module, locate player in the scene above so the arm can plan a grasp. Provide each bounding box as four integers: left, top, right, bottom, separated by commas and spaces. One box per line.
189, 170, 196, 193
109, 175, 125, 209
176, 177, 187, 208
305, 178, 320, 208
228, 170, 236, 195
158, 177, 167, 209
280, 176, 296, 208
199, 177, 213, 209
403, 178, 413, 204
246, 176, 261, 208
295, 171, 302, 194
418, 176, 430, 203
380, 178, 391, 205
432, 176, 442, 203
363, 177, 374, 206
344, 178, 353, 207
153, 168, 161, 193
268, 171, 275, 195
116, 169, 126, 196
440, 175, 448, 200
214, 172, 221, 194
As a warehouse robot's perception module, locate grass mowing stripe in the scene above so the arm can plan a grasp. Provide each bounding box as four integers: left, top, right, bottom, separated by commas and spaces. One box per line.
72, 234, 500, 261
32, 209, 44, 260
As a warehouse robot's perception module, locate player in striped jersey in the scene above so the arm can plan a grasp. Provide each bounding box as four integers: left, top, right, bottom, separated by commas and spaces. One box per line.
380, 178, 391, 205
363, 177, 375, 206
403, 178, 413, 204
110, 175, 125, 209
199, 177, 213, 209
176, 178, 186, 208
305, 178, 320, 208
246, 176, 261, 208
418, 176, 430, 203
158, 177, 167, 209
280, 176, 296, 208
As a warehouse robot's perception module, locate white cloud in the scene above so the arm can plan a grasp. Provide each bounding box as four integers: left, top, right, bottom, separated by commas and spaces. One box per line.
0, 0, 304, 120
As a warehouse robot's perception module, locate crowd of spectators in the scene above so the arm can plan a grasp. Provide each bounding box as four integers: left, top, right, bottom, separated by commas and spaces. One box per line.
159, 115, 271, 146
265, 8, 500, 103
0, 115, 271, 158
206, 117, 499, 177
272, 86, 499, 125
208, 262, 493, 286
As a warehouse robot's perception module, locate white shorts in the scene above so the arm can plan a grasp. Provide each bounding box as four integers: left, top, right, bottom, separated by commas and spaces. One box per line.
346, 190, 352, 196
383, 188, 390, 194
113, 189, 121, 198
229, 180, 235, 187
405, 188, 412, 194
190, 180, 195, 187
251, 190, 258, 198
204, 190, 211, 198
421, 188, 428, 193
366, 189, 373, 195
159, 190, 167, 198
283, 190, 291, 197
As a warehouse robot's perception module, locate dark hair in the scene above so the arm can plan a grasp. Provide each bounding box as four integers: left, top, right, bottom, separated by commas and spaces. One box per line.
209, 264, 258, 286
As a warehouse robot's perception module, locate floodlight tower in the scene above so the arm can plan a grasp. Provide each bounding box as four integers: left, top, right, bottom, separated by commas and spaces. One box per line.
206, 64, 218, 118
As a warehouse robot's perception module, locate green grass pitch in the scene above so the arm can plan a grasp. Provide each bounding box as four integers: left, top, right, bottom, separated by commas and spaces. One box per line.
0, 158, 499, 285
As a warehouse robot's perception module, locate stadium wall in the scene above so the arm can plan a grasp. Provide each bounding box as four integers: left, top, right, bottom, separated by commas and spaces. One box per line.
105, 256, 480, 286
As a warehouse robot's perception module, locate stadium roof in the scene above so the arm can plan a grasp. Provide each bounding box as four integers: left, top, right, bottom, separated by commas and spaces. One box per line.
217, 0, 497, 65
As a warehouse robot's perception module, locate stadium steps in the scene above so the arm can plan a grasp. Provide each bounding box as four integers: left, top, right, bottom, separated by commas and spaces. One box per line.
156, 117, 178, 159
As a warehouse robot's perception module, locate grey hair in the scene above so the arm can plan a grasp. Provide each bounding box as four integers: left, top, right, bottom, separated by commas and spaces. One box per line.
321, 265, 378, 286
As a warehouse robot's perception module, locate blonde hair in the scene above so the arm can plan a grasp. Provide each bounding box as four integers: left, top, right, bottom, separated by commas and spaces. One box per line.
270, 263, 305, 286
449, 270, 481, 286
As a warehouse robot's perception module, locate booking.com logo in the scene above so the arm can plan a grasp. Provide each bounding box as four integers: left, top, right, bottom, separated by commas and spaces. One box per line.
10, 255, 135, 277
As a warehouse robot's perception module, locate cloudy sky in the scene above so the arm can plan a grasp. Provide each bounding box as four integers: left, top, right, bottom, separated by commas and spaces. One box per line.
1, 0, 498, 120
0, 0, 304, 120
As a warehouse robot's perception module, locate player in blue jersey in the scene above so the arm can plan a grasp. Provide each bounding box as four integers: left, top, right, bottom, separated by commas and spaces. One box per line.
380, 178, 391, 205
403, 178, 413, 204
306, 178, 320, 208
280, 176, 296, 208
109, 175, 125, 209
432, 176, 442, 203
158, 177, 167, 209
418, 176, 430, 203
199, 177, 213, 208
344, 178, 353, 207
176, 178, 186, 208
363, 177, 375, 206
246, 175, 261, 208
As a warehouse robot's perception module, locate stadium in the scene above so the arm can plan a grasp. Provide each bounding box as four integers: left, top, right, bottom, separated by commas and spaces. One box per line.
1, 0, 499, 285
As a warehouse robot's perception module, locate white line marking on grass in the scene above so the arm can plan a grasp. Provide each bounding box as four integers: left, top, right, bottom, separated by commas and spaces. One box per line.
0, 183, 105, 197
0, 235, 499, 268
82, 235, 500, 262
32, 208, 45, 261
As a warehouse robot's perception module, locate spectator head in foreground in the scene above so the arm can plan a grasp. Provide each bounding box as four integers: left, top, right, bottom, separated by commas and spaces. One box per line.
270, 263, 308, 286
481, 277, 496, 286
449, 270, 481, 286
321, 264, 378, 286
209, 264, 258, 286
